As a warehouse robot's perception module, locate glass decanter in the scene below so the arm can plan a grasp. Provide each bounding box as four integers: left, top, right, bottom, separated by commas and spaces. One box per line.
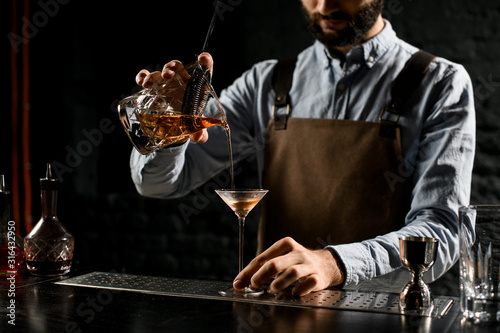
24, 163, 75, 276
0, 174, 24, 276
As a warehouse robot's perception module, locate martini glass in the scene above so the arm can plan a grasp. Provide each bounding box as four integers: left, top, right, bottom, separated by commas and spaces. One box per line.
215, 189, 268, 297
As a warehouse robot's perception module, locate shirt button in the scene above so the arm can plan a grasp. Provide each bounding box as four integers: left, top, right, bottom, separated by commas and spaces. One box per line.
367, 56, 374, 63
338, 83, 346, 90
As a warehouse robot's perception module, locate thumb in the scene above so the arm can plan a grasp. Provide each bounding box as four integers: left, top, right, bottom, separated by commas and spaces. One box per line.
198, 52, 214, 75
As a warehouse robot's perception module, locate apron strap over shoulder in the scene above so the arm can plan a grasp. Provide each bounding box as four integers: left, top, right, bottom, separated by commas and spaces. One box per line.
271, 57, 297, 130
271, 51, 435, 136
379, 50, 436, 138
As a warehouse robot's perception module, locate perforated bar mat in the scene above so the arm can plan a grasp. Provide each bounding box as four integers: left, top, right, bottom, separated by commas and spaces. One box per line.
55, 272, 454, 318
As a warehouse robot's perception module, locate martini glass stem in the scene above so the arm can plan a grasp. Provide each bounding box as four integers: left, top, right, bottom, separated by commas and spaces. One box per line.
238, 216, 245, 273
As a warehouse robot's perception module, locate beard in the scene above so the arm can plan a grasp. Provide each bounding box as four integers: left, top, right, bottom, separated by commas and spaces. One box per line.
302, 0, 384, 49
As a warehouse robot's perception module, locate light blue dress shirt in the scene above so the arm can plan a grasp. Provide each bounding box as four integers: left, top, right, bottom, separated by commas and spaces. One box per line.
130, 21, 475, 291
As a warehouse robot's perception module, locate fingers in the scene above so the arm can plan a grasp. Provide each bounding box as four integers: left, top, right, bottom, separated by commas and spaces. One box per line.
251, 251, 304, 292
136, 69, 149, 86
259, 236, 297, 259
135, 60, 187, 89
162, 60, 190, 82
136, 70, 163, 89
136, 53, 214, 89
267, 265, 304, 294
233, 237, 298, 290
291, 275, 321, 297
234, 238, 344, 297
189, 129, 209, 143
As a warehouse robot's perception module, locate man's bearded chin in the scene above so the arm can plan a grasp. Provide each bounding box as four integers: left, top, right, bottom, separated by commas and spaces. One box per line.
302, 0, 384, 49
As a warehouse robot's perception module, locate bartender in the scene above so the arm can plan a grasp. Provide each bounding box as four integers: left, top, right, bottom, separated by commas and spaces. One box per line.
130, 0, 475, 296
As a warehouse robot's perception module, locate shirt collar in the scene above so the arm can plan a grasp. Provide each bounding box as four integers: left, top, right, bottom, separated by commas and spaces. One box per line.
314, 19, 397, 70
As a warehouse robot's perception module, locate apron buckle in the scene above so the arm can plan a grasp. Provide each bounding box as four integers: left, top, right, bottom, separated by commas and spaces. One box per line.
379, 106, 400, 138
379, 106, 401, 123
272, 104, 290, 130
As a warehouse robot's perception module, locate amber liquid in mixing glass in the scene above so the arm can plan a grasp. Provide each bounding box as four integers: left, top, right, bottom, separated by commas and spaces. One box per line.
135, 114, 224, 146
136, 113, 235, 189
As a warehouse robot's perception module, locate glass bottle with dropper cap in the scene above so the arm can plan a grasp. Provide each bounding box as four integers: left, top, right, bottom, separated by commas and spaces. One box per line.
24, 163, 75, 276
0, 174, 24, 276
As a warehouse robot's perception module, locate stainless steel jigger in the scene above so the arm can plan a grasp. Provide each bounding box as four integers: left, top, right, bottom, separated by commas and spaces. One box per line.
399, 236, 439, 312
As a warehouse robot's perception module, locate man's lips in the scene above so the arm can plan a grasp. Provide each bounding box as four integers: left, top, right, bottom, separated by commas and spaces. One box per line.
319, 18, 348, 29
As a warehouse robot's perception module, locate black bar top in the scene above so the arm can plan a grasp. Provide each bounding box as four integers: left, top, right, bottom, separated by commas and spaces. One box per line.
0, 267, 487, 333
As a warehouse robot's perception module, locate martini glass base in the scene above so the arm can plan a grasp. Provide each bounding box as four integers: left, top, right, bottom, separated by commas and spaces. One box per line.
218, 287, 265, 298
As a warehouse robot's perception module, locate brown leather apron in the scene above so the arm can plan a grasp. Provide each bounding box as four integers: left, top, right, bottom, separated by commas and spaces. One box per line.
257, 118, 411, 252
257, 51, 434, 253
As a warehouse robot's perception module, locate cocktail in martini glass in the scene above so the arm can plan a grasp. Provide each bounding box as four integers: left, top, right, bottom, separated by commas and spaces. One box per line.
215, 189, 268, 297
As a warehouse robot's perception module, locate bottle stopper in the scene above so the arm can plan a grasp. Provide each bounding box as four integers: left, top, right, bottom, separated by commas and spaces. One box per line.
40, 163, 58, 191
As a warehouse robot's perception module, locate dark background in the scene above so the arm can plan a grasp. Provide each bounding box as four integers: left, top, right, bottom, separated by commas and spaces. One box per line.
3, 0, 500, 295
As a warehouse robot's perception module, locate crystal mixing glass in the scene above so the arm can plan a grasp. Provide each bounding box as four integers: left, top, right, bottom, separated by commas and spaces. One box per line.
117, 61, 227, 155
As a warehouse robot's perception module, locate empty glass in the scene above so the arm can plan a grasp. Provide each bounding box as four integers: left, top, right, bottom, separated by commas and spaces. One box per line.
459, 205, 500, 324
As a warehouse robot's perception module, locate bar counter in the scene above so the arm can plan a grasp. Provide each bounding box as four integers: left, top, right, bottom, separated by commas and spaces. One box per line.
0, 267, 493, 333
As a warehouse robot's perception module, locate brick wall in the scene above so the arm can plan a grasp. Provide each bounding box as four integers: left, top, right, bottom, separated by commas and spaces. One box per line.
388, 0, 500, 204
